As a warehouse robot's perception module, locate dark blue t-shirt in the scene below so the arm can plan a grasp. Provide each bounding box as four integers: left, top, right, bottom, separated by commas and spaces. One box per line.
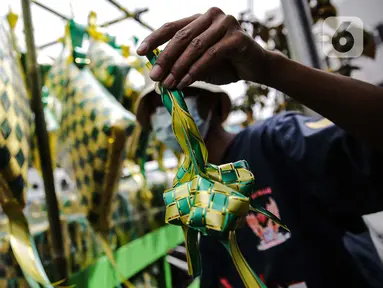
200, 112, 383, 288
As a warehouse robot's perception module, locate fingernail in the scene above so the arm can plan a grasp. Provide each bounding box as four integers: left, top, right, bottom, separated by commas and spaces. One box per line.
177, 74, 192, 89
163, 73, 175, 88
150, 64, 163, 80
137, 42, 148, 54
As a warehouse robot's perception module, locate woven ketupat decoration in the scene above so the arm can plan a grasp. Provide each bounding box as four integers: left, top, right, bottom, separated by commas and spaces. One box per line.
0, 21, 31, 207
46, 53, 135, 234
88, 40, 147, 113
86, 11, 145, 113
87, 39, 130, 103
46, 49, 136, 287
145, 49, 289, 288
0, 20, 64, 287
67, 217, 99, 272
46, 20, 137, 287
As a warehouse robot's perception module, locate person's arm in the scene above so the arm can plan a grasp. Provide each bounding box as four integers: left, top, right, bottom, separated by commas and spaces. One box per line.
137, 7, 383, 152
267, 52, 383, 153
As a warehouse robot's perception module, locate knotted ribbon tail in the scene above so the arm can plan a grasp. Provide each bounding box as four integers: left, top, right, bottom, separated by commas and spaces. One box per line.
5, 203, 71, 288
222, 231, 267, 288
97, 233, 136, 288
249, 206, 290, 232
182, 226, 201, 277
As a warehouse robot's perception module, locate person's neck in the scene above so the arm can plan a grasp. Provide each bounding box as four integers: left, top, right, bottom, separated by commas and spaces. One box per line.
205, 125, 236, 165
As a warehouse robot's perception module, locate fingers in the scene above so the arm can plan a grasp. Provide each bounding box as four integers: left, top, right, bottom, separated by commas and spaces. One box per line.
136, 14, 200, 56
149, 12, 217, 83
138, 7, 246, 88
149, 8, 227, 83
162, 13, 228, 88
176, 32, 240, 89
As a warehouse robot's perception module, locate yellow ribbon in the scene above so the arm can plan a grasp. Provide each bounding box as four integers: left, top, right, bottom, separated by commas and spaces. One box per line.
228, 231, 265, 287
0, 15, 69, 286
0, 189, 70, 287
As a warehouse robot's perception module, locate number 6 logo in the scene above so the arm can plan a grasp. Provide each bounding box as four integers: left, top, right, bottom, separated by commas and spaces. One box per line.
323, 16, 364, 58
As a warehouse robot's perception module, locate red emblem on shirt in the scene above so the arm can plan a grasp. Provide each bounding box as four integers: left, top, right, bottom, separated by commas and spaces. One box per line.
247, 188, 291, 250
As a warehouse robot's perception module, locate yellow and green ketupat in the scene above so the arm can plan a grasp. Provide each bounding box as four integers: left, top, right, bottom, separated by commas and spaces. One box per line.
146, 48, 290, 288
0, 20, 32, 208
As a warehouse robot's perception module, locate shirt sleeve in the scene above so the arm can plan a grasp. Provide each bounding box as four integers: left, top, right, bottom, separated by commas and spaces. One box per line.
257, 112, 383, 217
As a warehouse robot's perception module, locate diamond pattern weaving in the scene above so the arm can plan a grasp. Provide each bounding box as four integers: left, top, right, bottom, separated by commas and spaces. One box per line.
0, 21, 32, 207
46, 53, 136, 233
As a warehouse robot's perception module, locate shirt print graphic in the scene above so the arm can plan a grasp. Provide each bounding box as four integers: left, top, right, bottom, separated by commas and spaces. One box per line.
246, 187, 291, 251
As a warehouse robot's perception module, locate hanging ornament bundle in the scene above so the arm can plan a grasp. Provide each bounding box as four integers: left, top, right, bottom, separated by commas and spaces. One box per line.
145, 49, 289, 288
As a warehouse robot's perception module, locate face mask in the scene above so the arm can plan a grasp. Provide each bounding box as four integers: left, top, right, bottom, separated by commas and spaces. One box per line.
151, 96, 212, 153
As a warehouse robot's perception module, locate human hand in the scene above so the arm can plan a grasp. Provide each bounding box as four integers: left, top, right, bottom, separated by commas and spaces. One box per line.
137, 7, 271, 89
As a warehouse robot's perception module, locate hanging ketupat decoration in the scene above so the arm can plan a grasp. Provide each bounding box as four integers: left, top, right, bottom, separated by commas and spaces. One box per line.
7, 8, 59, 174
46, 52, 136, 233
45, 20, 136, 287
86, 11, 145, 113
0, 19, 31, 208
88, 38, 130, 102
145, 49, 289, 288
87, 39, 147, 113
87, 11, 162, 232
0, 18, 66, 287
